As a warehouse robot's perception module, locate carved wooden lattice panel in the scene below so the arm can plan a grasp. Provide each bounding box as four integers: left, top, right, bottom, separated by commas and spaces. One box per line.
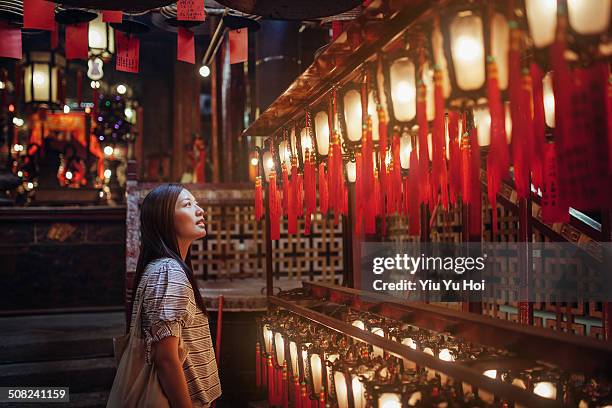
126, 183, 343, 290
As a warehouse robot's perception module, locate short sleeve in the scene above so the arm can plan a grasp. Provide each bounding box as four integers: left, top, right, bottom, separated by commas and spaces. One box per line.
142, 258, 197, 364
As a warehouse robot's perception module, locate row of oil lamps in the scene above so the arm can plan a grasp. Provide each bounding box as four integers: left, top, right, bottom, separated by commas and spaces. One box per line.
255, 306, 611, 407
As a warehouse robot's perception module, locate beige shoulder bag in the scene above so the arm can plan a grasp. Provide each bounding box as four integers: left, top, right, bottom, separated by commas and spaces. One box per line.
106, 274, 188, 408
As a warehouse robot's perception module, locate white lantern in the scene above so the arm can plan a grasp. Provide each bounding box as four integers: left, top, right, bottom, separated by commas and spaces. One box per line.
567, 0, 611, 36
88, 14, 115, 59
525, 0, 558, 49
490, 12, 510, 90
343, 89, 363, 143
388, 57, 417, 123
448, 10, 486, 91
23, 51, 66, 105
367, 90, 380, 141
314, 111, 330, 156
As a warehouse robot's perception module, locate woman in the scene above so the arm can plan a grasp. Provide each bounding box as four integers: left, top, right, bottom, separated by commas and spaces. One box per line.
118, 184, 221, 408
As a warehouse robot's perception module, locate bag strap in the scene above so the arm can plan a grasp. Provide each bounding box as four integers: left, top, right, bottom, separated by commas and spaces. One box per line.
130, 270, 151, 337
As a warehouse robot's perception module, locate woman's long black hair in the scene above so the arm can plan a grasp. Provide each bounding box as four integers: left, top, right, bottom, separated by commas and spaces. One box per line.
129, 183, 207, 327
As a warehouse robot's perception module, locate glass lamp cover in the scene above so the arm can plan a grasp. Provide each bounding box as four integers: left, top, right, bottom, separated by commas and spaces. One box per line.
344, 89, 363, 142
346, 161, 357, 183
278, 140, 291, 165
367, 90, 380, 141
274, 332, 285, 365
334, 371, 349, 408
389, 57, 416, 122
449, 11, 486, 91
262, 151, 274, 181
310, 353, 323, 394
491, 13, 509, 90
89, 15, 115, 56
543, 71, 555, 128
378, 392, 402, 408
567, 0, 610, 36
262, 324, 273, 353
473, 105, 491, 146
289, 341, 299, 374
314, 111, 330, 156
352, 375, 367, 408
300, 127, 313, 160
525, 0, 557, 48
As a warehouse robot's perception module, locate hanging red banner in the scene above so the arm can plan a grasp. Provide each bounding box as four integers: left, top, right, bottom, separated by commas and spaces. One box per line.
177, 0, 206, 21
229, 29, 248, 64
541, 143, 569, 224
177, 27, 195, 64
0, 22, 22, 59
23, 0, 55, 31
115, 32, 140, 73
51, 22, 59, 49
65, 23, 89, 60
102, 11, 123, 23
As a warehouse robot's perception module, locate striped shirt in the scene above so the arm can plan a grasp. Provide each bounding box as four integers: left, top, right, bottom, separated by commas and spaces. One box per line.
129, 257, 222, 407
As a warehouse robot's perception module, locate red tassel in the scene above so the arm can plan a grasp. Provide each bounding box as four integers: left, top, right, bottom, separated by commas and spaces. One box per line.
508, 22, 526, 196
460, 120, 471, 205
469, 128, 482, 237
513, 71, 533, 199
530, 63, 546, 189
487, 59, 510, 181
378, 107, 389, 217
607, 69, 612, 175
417, 83, 430, 205
408, 149, 420, 235
362, 118, 376, 234
433, 69, 449, 210
318, 163, 328, 215
282, 163, 289, 216
288, 164, 298, 235
487, 155, 499, 239
448, 111, 461, 205
297, 172, 304, 217
255, 177, 263, 221
269, 172, 281, 241
355, 153, 364, 235
304, 151, 316, 235
391, 132, 402, 214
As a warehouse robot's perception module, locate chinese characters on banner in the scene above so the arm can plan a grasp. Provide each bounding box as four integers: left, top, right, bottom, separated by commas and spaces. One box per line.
177, 28, 195, 64
177, 0, 206, 21
541, 143, 569, 224
229, 29, 248, 64
115, 31, 140, 73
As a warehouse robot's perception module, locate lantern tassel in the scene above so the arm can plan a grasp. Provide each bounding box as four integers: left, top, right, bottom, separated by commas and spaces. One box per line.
408, 149, 420, 235
255, 177, 264, 221
433, 69, 449, 210
417, 83, 430, 205
448, 111, 461, 205
288, 163, 298, 235
282, 163, 289, 216
318, 163, 328, 215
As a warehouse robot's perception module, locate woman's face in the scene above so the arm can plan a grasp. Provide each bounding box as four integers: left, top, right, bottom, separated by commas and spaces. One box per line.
174, 189, 206, 242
